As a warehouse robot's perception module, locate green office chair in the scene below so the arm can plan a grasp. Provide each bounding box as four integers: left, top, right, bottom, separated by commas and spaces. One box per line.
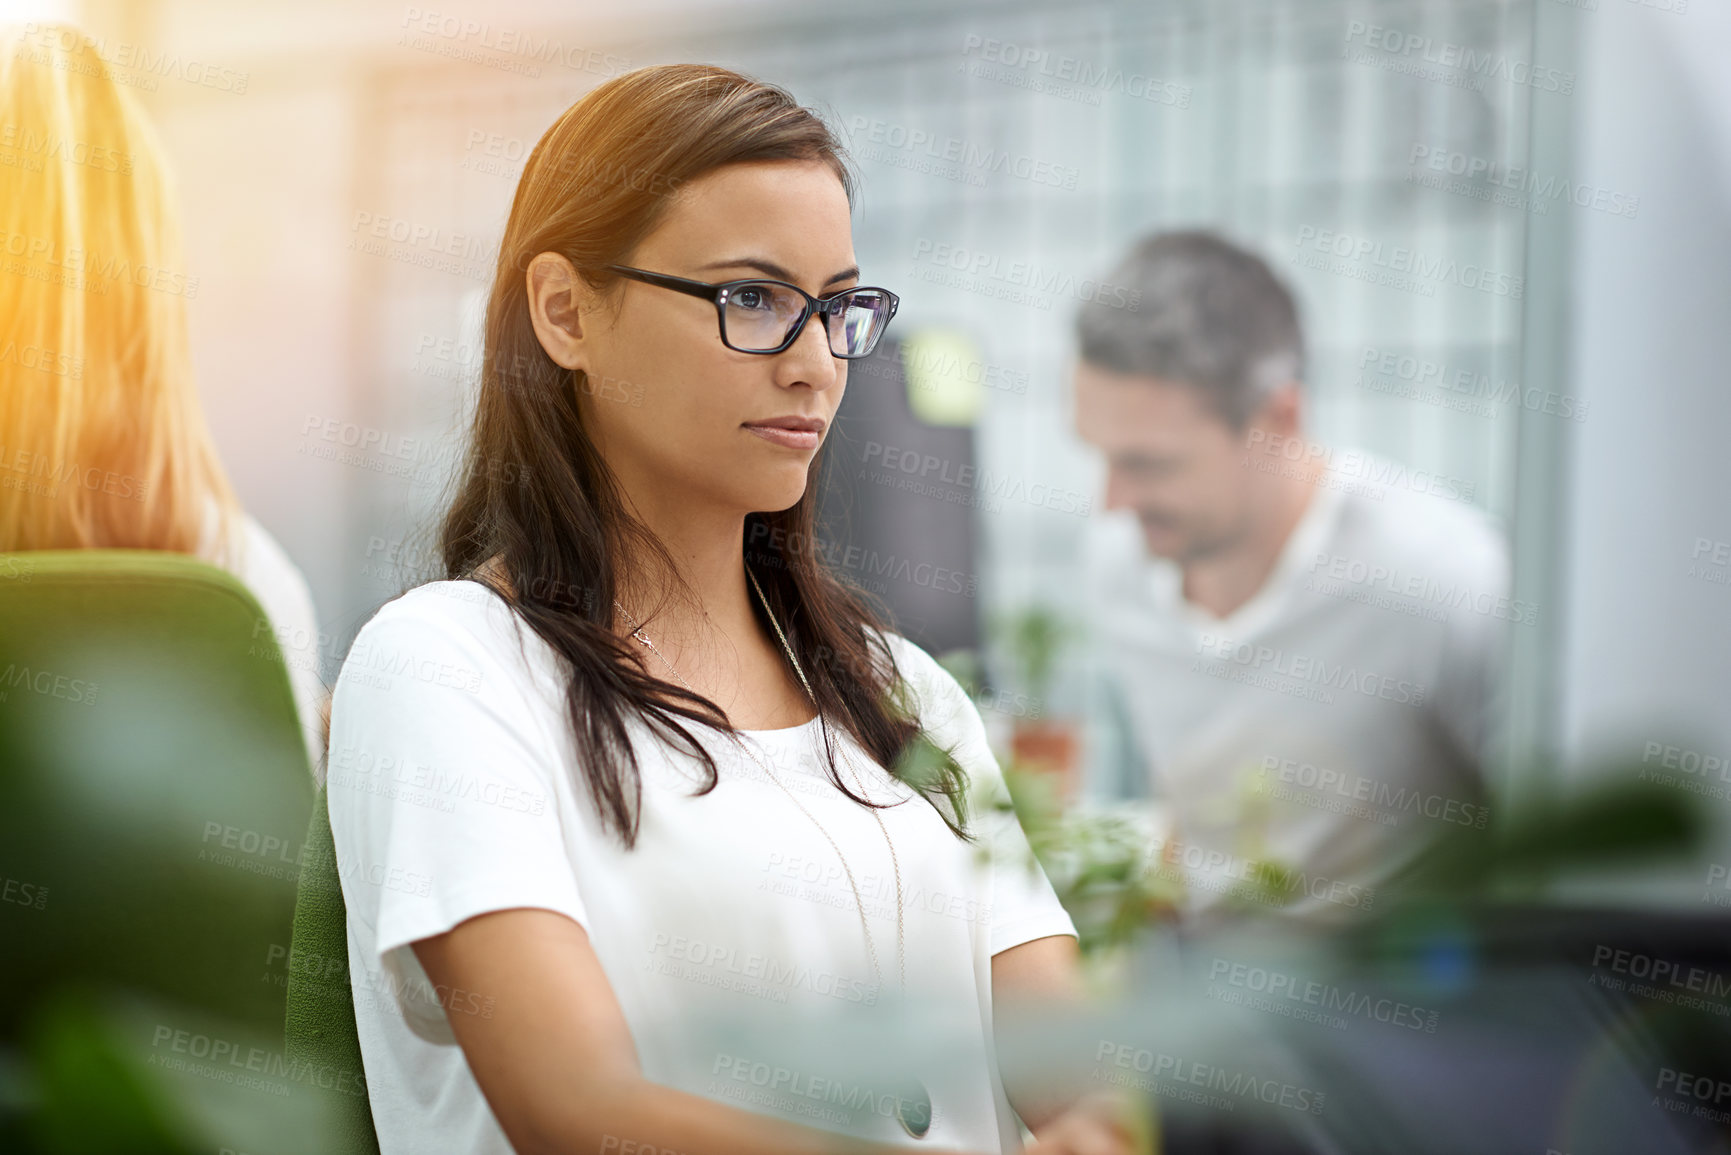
0, 549, 354, 1153
285, 781, 380, 1154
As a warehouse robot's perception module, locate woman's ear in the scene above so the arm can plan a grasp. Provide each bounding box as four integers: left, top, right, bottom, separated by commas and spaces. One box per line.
525, 252, 588, 370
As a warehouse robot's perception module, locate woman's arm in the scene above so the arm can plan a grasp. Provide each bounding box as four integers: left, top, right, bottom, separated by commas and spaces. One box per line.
992, 935, 1145, 1154
414, 908, 990, 1155
991, 934, 1089, 1132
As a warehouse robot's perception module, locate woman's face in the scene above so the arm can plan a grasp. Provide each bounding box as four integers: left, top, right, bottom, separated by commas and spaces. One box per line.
535, 158, 859, 523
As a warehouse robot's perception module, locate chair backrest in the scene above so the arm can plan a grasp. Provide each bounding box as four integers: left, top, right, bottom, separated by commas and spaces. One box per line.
0, 550, 313, 1039
286, 783, 380, 1153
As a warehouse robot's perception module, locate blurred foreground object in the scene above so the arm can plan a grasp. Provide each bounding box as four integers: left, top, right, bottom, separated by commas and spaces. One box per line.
987, 741, 1731, 1153
0, 551, 338, 1153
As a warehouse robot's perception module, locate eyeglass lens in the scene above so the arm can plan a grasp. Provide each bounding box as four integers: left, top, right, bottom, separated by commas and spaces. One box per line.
722, 283, 892, 356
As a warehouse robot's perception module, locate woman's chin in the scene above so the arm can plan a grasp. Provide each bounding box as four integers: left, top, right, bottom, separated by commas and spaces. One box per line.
736, 477, 809, 516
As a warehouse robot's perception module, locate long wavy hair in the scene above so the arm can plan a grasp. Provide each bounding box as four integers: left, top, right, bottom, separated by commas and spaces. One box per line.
0, 23, 241, 561
438, 64, 973, 850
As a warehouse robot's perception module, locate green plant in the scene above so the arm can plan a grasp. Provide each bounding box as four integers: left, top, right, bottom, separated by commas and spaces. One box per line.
981, 751, 1711, 961
991, 604, 1076, 703
974, 759, 1183, 958
934, 648, 984, 699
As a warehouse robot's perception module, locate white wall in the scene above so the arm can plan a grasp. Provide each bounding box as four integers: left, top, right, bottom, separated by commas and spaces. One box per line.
1558, 0, 1731, 887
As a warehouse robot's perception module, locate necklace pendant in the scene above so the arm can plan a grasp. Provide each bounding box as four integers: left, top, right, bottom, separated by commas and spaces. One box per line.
893, 1075, 932, 1139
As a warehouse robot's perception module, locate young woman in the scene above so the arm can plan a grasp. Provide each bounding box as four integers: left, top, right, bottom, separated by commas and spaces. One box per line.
0, 23, 326, 774
327, 64, 1138, 1155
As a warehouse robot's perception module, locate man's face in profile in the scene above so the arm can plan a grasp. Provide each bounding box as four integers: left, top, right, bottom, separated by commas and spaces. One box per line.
1073, 361, 1257, 565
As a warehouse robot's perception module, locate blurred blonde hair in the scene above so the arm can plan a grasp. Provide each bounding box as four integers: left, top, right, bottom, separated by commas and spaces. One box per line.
0, 21, 240, 561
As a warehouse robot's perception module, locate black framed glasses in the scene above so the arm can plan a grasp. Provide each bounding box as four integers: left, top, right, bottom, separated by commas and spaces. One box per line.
605, 264, 900, 359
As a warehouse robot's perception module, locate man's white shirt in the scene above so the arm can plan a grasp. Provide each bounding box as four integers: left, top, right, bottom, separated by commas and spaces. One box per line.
1084, 452, 1513, 925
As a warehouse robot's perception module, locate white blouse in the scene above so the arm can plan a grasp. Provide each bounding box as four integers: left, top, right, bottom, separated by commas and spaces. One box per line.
197, 496, 327, 777
327, 580, 1077, 1154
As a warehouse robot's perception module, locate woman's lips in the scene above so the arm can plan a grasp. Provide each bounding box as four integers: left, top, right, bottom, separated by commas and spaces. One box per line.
743, 424, 821, 450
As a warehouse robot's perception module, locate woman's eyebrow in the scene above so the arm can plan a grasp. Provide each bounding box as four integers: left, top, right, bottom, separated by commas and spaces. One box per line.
696, 257, 860, 287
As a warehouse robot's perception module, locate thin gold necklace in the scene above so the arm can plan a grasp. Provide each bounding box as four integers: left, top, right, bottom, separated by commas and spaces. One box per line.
613, 579, 906, 995
615, 570, 934, 1140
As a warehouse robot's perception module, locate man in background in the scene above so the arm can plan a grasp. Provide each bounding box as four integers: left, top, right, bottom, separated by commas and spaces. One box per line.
1071, 230, 1512, 926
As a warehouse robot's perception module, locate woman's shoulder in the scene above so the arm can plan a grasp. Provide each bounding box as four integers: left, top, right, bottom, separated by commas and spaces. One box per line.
869, 627, 978, 739
353, 579, 519, 651
339, 580, 548, 699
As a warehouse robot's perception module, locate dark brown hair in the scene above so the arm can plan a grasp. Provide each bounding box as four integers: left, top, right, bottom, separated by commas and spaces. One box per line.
438, 63, 973, 849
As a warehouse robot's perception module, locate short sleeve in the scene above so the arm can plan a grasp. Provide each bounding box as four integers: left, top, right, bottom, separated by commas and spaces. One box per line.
884, 633, 1078, 956
325, 595, 590, 972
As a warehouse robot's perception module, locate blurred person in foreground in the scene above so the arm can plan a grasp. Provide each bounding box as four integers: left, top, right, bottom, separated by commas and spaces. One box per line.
0, 22, 327, 776
1071, 230, 1510, 928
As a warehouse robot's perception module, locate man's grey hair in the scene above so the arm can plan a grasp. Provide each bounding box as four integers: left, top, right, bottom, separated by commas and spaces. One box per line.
1075, 230, 1304, 426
